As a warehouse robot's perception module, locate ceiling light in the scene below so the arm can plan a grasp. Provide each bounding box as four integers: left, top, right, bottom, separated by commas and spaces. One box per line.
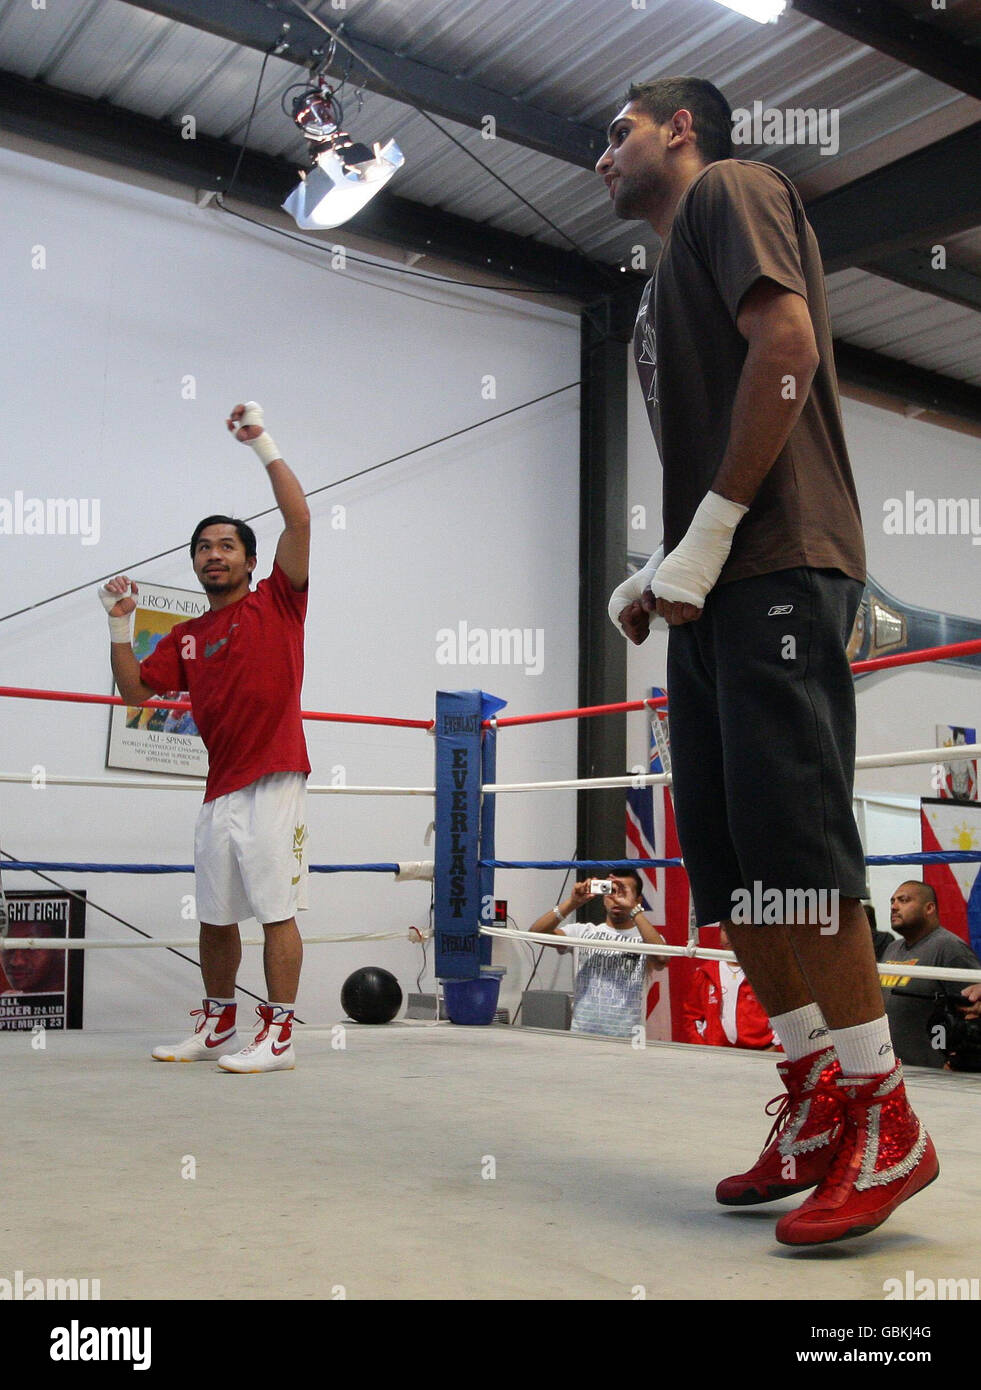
281, 77, 404, 231
714, 0, 787, 21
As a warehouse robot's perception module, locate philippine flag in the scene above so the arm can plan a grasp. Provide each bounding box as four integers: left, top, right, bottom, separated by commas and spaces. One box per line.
921, 798, 981, 957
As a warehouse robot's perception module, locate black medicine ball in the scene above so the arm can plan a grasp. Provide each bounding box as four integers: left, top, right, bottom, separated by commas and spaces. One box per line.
341, 966, 403, 1024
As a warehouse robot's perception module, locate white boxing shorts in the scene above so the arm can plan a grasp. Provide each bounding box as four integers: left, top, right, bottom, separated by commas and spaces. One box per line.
194, 771, 309, 925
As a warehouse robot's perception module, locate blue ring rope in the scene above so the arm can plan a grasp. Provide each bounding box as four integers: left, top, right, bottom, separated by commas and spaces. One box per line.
482, 851, 981, 869
2, 861, 402, 874
4, 850, 979, 874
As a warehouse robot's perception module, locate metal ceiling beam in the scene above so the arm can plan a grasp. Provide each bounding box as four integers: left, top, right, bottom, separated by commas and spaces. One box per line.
117, 0, 606, 167
833, 341, 981, 425
866, 250, 981, 315
792, 0, 981, 99
807, 121, 981, 271
0, 69, 613, 300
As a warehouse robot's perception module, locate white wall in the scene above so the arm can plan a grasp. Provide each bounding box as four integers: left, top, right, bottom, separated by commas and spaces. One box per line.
0, 143, 582, 1028
626, 346, 980, 893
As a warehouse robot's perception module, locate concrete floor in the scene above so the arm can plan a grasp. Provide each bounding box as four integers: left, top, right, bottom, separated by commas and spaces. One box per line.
3, 1022, 978, 1301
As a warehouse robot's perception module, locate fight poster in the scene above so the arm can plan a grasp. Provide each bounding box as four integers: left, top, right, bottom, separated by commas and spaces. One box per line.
106, 582, 208, 778
0, 890, 85, 1031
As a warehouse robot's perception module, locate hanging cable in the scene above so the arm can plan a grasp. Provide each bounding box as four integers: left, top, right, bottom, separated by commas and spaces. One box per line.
0, 381, 579, 626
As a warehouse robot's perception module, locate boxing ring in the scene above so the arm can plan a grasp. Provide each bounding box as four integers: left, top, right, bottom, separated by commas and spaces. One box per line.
1, 637, 981, 1303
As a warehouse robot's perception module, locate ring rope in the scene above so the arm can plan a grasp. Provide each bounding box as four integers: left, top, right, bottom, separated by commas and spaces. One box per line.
1, 930, 413, 950
481, 745, 981, 795
0, 774, 434, 796
0, 686, 434, 730
1, 861, 406, 874
480, 852, 981, 870
478, 927, 981, 983
482, 638, 981, 728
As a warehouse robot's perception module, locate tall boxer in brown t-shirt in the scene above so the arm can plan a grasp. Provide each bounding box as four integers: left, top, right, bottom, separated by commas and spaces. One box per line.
599, 77, 936, 1245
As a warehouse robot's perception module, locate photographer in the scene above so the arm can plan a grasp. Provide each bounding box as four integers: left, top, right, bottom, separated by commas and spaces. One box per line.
530, 869, 668, 1038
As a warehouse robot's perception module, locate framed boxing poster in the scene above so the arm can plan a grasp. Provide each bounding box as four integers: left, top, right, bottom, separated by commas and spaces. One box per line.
106, 581, 209, 779
0, 890, 86, 1031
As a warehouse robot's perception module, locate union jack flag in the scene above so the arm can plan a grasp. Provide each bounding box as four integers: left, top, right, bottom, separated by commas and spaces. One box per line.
624, 689, 700, 1041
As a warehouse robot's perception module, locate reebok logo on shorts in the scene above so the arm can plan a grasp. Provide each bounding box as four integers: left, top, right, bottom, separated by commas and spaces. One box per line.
768, 604, 794, 615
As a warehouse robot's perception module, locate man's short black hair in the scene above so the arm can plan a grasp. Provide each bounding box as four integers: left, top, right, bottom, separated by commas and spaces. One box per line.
189, 515, 258, 562
608, 866, 643, 900
625, 76, 733, 164
903, 880, 938, 909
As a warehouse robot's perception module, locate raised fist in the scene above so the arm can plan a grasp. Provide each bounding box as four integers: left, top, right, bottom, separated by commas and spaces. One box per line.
99, 576, 138, 618
226, 401, 265, 444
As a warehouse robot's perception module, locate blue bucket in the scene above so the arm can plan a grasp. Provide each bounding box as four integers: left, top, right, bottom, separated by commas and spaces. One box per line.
443, 973, 502, 1026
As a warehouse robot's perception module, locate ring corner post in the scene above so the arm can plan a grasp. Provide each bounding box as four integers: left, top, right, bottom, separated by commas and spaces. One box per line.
433, 690, 487, 983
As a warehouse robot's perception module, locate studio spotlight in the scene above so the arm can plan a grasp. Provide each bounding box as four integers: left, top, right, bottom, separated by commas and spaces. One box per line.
282, 76, 404, 230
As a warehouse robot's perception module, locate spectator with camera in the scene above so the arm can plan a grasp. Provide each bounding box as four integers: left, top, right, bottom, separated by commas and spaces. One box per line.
530, 869, 668, 1038
880, 880, 981, 1068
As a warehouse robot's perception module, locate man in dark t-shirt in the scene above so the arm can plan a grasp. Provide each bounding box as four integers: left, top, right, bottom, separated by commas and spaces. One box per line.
598, 77, 936, 1245
881, 880, 981, 1068
100, 402, 311, 1074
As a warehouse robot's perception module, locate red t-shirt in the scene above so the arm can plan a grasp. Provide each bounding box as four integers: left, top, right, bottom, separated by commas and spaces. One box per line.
140, 562, 310, 802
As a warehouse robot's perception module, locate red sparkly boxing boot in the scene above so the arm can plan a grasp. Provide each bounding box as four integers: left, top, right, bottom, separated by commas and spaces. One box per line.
775, 1063, 939, 1245
716, 1049, 844, 1205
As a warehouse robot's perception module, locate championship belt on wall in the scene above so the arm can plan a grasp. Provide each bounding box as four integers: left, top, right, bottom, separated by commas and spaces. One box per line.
627, 555, 981, 676
845, 574, 981, 673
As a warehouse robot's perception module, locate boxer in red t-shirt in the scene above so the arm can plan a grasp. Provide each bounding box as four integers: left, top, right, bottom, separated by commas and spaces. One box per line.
100, 402, 311, 1073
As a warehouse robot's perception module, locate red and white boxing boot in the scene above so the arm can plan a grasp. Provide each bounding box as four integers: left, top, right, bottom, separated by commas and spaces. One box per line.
217, 1005, 296, 1074
152, 999, 237, 1062
716, 1048, 845, 1205
775, 1063, 939, 1245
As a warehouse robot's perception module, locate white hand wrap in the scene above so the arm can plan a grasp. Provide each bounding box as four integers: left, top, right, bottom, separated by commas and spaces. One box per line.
99, 583, 134, 643
652, 493, 748, 608
241, 401, 282, 468
607, 545, 664, 635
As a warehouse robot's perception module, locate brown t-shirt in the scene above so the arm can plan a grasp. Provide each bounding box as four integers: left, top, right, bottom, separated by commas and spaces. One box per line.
633, 159, 865, 585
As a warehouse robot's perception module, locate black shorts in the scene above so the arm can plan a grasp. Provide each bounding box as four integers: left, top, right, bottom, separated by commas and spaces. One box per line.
666, 567, 868, 927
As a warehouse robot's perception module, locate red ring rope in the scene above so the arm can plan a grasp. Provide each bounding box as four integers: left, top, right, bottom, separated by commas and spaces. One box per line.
0, 686, 434, 731
2, 636, 979, 733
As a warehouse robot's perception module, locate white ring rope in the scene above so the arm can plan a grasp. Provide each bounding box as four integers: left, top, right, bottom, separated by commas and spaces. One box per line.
482, 744, 981, 794
1, 930, 417, 950
479, 926, 981, 984
2, 745, 973, 799
0, 774, 434, 796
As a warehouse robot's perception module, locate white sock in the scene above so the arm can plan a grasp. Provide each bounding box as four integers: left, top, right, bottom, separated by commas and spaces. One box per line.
769, 1003, 830, 1062
209, 997, 236, 1008
831, 1017, 895, 1077
267, 1002, 294, 1017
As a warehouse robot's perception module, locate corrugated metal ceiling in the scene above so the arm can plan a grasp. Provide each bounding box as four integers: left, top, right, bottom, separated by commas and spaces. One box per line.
0, 0, 978, 395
